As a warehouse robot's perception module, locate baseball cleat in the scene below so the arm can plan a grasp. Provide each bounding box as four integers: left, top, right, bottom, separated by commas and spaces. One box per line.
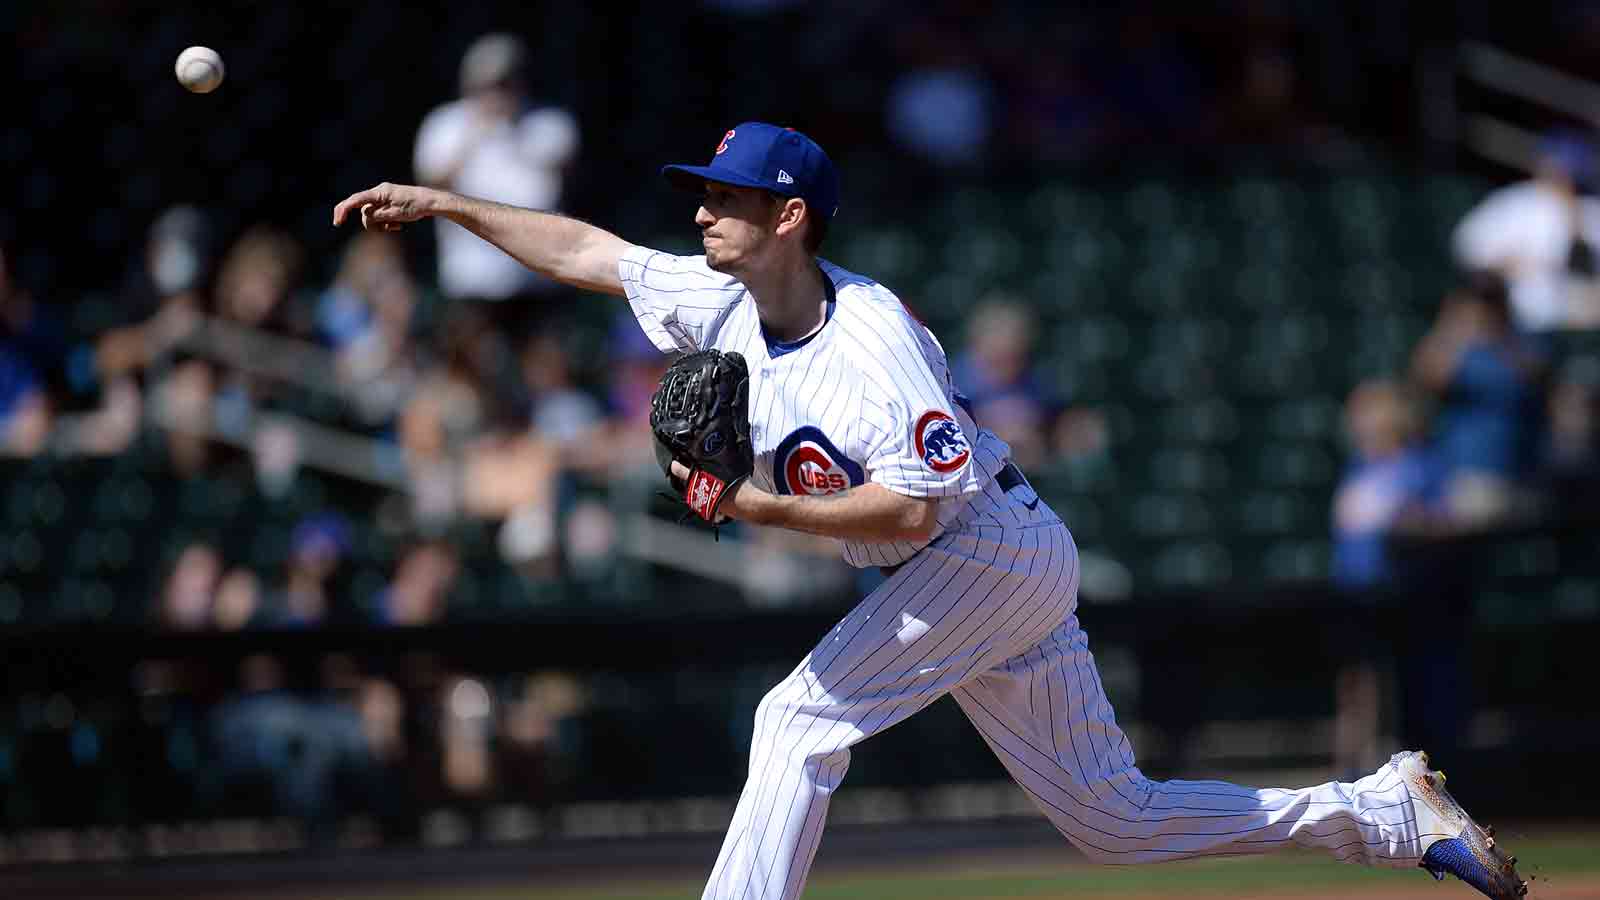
1391, 751, 1528, 898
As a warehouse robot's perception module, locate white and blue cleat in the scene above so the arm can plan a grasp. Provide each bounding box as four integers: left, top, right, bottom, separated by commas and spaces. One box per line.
1393, 750, 1528, 899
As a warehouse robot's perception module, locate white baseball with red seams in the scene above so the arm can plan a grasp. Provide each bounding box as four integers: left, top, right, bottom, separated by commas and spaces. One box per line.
174, 46, 225, 94
619, 247, 1434, 900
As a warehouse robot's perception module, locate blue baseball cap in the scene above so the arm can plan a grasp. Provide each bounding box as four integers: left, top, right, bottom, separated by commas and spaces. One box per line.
661, 122, 840, 225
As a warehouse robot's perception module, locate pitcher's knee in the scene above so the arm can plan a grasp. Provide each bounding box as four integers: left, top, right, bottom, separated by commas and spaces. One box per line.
752, 682, 797, 734
750, 681, 811, 754
751, 681, 855, 769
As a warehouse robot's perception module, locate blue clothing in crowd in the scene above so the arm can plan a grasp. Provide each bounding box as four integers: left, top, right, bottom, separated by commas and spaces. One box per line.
1331, 447, 1444, 590
1432, 342, 1542, 480
0, 343, 40, 431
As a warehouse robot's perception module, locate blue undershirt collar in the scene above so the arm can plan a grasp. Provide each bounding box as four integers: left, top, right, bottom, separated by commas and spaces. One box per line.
762, 268, 837, 359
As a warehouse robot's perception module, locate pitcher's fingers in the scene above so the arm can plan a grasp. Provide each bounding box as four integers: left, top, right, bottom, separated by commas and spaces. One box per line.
333, 188, 381, 226
366, 203, 405, 223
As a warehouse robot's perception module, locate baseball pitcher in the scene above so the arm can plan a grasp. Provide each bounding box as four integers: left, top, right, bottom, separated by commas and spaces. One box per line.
335, 122, 1525, 900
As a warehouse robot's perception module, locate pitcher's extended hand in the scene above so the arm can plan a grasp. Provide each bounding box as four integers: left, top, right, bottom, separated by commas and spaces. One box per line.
332, 182, 438, 231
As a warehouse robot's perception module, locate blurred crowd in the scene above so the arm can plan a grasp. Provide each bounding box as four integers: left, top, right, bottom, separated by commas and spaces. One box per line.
878, 3, 1350, 169
1, 33, 651, 839
1331, 134, 1600, 594
8, 13, 1600, 843
1323, 134, 1600, 779
113, 652, 590, 847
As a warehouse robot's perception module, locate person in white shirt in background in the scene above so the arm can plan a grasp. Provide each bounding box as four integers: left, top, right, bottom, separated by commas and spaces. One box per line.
1453, 131, 1600, 333
416, 33, 580, 304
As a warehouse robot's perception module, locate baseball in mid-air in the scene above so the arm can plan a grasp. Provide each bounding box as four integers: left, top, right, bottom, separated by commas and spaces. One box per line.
174, 46, 225, 94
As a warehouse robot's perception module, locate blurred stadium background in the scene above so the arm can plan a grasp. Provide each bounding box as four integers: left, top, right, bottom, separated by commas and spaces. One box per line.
5, 2, 1600, 898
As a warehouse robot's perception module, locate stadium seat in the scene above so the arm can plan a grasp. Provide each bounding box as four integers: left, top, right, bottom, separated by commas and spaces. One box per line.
1250, 442, 1337, 489
1236, 490, 1325, 537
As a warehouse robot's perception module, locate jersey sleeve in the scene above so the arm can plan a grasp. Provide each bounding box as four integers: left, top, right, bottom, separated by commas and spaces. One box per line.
617, 245, 745, 354
857, 309, 983, 499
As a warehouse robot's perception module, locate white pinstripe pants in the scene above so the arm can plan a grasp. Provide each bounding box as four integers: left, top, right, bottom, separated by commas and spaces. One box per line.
702, 520, 1426, 900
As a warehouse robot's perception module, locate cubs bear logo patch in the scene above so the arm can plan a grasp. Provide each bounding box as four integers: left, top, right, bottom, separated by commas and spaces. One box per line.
772, 426, 864, 496
913, 410, 970, 474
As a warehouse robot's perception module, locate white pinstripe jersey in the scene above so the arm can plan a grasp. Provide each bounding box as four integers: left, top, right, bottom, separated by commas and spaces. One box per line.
620, 245, 1048, 568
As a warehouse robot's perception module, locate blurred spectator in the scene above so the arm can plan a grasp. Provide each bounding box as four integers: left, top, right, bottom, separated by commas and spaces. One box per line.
159, 542, 222, 630
1331, 380, 1440, 590
53, 375, 141, 456
522, 331, 604, 456
0, 340, 50, 456
1541, 355, 1600, 509
143, 206, 213, 301
885, 15, 993, 167
1, 241, 69, 399
498, 671, 588, 812
399, 362, 486, 525
515, 332, 602, 575
1051, 405, 1112, 474
375, 541, 459, 626
1453, 131, 1600, 332
210, 654, 378, 847
91, 207, 208, 387
469, 430, 559, 571
440, 676, 495, 801
213, 566, 263, 631
555, 313, 670, 482
416, 33, 579, 304
266, 514, 350, 628
952, 297, 1060, 467
214, 225, 305, 336
358, 677, 407, 766
1410, 276, 1546, 527
211, 226, 308, 432
251, 421, 304, 501
394, 335, 559, 548
152, 357, 217, 476
0, 243, 54, 456
317, 232, 422, 427
1329, 380, 1438, 780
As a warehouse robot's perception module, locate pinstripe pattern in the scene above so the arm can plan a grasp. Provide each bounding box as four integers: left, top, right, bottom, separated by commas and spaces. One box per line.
616, 246, 1428, 900
619, 247, 1024, 569
700, 518, 1425, 900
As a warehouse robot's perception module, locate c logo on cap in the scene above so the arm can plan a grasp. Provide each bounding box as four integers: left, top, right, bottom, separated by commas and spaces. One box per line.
715, 129, 735, 155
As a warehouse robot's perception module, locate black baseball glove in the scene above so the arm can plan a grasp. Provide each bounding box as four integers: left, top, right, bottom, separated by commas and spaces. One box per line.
649, 349, 753, 522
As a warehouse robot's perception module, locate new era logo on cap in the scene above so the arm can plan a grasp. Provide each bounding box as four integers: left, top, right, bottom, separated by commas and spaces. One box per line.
660, 122, 840, 224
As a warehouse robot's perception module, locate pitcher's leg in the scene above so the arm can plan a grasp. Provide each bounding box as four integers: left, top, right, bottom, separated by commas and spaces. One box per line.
952, 618, 1425, 867
704, 526, 1074, 900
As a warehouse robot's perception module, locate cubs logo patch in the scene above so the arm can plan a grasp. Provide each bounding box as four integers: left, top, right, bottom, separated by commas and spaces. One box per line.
914, 410, 970, 474
773, 426, 864, 496
715, 129, 735, 155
